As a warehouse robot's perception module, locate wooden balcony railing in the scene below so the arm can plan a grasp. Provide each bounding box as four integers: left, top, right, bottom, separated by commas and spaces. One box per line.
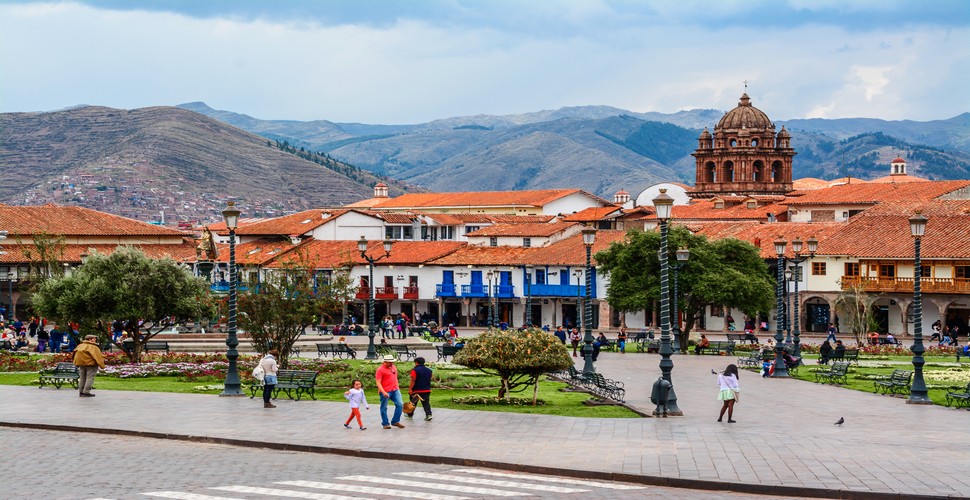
375, 286, 398, 300
841, 276, 970, 294
402, 286, 419, 300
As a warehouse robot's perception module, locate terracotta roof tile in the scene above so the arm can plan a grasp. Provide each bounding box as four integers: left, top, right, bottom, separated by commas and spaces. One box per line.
233, 209, 354, 236
0, 241, 198, 264
467, 222, 579, 237
263, 240, 467, 268
642, 199, 788, 222
688, 221, 844, 258
429, 230, 627, 266
212, 238, 298, 265
785, 180, 970, 207
562, 206, 623, 222
0, 204, 187, 237
366, 189, 609, 209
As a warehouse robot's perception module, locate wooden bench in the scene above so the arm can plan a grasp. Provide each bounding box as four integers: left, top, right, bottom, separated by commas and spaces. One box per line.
316, 343, 356, 359
726, 333, 760, 344
829, 349, 859, 364
273, 370, 319, 401
38, 362, 79, 389
436, 344, 463, 362
874, 369, 912, 395
815, 361, 850, 385
697, 341, 735, 355
144, 341, 170, 353
391, 344, 417, 361
945, 382, 970, 408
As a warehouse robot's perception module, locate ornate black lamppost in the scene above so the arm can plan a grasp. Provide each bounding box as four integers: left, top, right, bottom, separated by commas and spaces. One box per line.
525, 265, 533, 327
581, 228, 596, 375
672, 247, 689, 353
787, 237, 817, 357
772, 237, 789, 378
908, 214, 932, 404
653, 190, 681, 414
358, 236, 393, 360
486, 270, 495, 327
220, 202, 244, 396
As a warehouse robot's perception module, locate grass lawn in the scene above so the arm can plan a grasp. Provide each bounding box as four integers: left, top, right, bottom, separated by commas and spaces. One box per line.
0, 357, 639, 418
745, 355, 970, 406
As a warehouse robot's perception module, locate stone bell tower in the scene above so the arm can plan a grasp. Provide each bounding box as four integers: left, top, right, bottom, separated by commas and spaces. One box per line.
691, 93, 795, 197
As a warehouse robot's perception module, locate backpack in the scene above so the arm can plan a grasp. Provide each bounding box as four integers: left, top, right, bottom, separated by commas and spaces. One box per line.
252, 363, 265, 382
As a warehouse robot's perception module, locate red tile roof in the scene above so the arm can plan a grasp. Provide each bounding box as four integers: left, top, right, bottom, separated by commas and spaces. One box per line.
562, 206, 623, 222
0, 241, 199, 264
365, 189, 608, 209
642, 199, 788, 222
429, 230, 627, 266
687, 221, 844, 258
467, 222, 579, 237
212, 238, 298, 265
0, 204, 186, 237
233, 209, 354, 236
869, 174, 931, 184
262, 240, 467, 268
784, 180, 970, 207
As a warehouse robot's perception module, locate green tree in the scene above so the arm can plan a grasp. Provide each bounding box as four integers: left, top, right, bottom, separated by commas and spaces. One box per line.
835, 282, 879, 346
32, 247, 217, 362
18, 232, 68, 289
596, 227, 774, 350
452, 328, 572, 405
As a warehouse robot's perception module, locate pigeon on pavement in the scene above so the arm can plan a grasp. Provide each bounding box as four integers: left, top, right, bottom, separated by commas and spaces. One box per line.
711, 369, 717, 375
834, 417, 844, 426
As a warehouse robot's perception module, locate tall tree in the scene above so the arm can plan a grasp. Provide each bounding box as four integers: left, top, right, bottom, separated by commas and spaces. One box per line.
32, 247, 217, 361
18, 232, 67, 290
834, 282, 879, 346
596, 226, 774, 350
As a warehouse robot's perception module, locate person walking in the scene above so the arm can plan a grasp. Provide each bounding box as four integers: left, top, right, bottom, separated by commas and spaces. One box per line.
49, 327, 64, 353
617, 328, 627, 354
36, 326, 49, 352
260, 349, 279, 409
569, 328, 581, 357
73, 335, 105, 397
343, 379, 369, 430
406, 357, 433, 421
376, 354, 405, 429
716, 364, 740, 423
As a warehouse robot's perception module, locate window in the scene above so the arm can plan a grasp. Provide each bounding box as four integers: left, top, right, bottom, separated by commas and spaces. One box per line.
844, 262, 860, 277
440, 226, 454, 240
523, 237, 531, 248
920, 265, 931, 278
812, 262, 826, 276
956, 266, 970, 279
710, 304, 724, 317
878, 264, 895, 278
489, 237, 497, 247
465, 225, 481, 234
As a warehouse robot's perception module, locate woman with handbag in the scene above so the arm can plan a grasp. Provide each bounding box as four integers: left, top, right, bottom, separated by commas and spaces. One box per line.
259, 349, 279, 409
715, 363, 740, 423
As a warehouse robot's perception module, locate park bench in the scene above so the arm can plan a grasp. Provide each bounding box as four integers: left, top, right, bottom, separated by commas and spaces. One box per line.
316, 343, 356, 359
273, 370, 319, 401
587, 372, 626, 402
598, 338, 618, 352
144, 341, 170, 353
814, 361, 850, 385
945, 382, 970, 408
391, 344, 417, 361
564, 365, 591, 388
38, 362, 79, 389
737, 350, 762, 368
436, 344, 463, 362
408, 326, 430, 338
631, 330, 651, 344
697, 341, 735, 356
829, 349, 859, 364
639, 338, 682, 353
874, 369, 913, 395
726, 333, 760, 344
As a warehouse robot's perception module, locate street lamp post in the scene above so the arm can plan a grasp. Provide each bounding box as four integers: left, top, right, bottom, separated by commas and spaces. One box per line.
581, 228, 596, 375
220, 202, 244, 397
358, 236, 393, 360
772, 238, 789, 378
574, 269, 583, 330
908, 214, 932, 404
525, 265, 533, 327
486, 271, 494, 327
784, 268, 793, 343
653, 189, 682, 414
787, 237, 817, 357
6, 272, 14, 321
672, 247, 689, 354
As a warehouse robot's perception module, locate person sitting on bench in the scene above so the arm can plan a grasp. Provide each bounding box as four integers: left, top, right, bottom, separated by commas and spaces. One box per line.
694, 334, 710, 354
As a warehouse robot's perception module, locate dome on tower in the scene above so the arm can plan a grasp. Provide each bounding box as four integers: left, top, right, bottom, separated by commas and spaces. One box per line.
777, 126, 791, 138
698, 128, 712, 140
716, 93, 773, 131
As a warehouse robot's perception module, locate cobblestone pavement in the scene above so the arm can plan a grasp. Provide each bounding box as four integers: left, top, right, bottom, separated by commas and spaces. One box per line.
2, 350, 968, 499
2, 428, 792, 500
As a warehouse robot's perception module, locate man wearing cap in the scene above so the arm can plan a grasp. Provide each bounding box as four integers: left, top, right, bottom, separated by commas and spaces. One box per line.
73, 335, 106, 397
375, 354, 405, 429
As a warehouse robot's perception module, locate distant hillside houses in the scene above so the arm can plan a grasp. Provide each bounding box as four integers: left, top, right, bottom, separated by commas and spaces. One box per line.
3, 156, 970, 338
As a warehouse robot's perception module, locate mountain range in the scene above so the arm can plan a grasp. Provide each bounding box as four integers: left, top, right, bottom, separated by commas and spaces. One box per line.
2, 101, 968, 226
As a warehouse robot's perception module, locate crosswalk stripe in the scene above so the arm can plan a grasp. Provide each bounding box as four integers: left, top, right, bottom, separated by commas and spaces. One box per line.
394, 472, 588, 493
277, 480, 472, 500
211, 485, 369, 500
142, 493, 245, 500
450, 468, 646, 489
337, 475, 529, 497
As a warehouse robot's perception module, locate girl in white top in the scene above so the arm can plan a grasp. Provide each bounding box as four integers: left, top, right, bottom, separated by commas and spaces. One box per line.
260, 350, 279, 409
716, 364, 740, 423
343, 379, 370, 430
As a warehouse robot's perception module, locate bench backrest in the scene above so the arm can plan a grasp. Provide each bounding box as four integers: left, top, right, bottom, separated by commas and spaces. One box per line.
54, 362, 79, 373
891, 370, 913, 382
145, 341, 169, 348
277, 370, 318, 383
832, 362, 850, 375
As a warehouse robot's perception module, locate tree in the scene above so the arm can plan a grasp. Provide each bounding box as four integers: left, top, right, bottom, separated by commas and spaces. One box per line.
452, 328, 572, 405
32, 247, 217, 362
596, 227, 774, 350
19, 232, 68, 289
835, 282, 879, 346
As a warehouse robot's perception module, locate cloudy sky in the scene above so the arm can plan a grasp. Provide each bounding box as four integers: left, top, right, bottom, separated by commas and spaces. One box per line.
1, 0, 968, 124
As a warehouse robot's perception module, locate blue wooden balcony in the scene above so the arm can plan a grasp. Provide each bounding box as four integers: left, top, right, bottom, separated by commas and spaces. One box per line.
460, 284, 488, 297
436, 283, 458, 297
210, 282, 250, 293
526, 283, 587, 297
494, 284, 516, 298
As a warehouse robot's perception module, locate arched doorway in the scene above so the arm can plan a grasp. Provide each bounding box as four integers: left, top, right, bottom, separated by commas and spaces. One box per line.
804, 296, 831, 333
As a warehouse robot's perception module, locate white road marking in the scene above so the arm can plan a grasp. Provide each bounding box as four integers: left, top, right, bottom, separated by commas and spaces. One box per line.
211, 485, 370, 500
337, 475, 529, 497
394, 471, 588, 493
278, 480, 471, 500
142, 493, 245, 500
450, 468, 646, 489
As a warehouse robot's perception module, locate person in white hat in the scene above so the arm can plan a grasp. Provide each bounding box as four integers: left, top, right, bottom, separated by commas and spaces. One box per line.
375, 354, 405, 429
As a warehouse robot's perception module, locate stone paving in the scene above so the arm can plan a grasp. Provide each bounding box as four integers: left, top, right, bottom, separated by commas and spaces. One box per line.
1, 347, 968, 499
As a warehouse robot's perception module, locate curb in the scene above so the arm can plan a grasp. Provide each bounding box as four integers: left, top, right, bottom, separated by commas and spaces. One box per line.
2, 421, 953, 500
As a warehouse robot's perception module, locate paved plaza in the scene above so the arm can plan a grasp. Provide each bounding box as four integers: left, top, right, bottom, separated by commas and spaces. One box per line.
1, 347, 968, 499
